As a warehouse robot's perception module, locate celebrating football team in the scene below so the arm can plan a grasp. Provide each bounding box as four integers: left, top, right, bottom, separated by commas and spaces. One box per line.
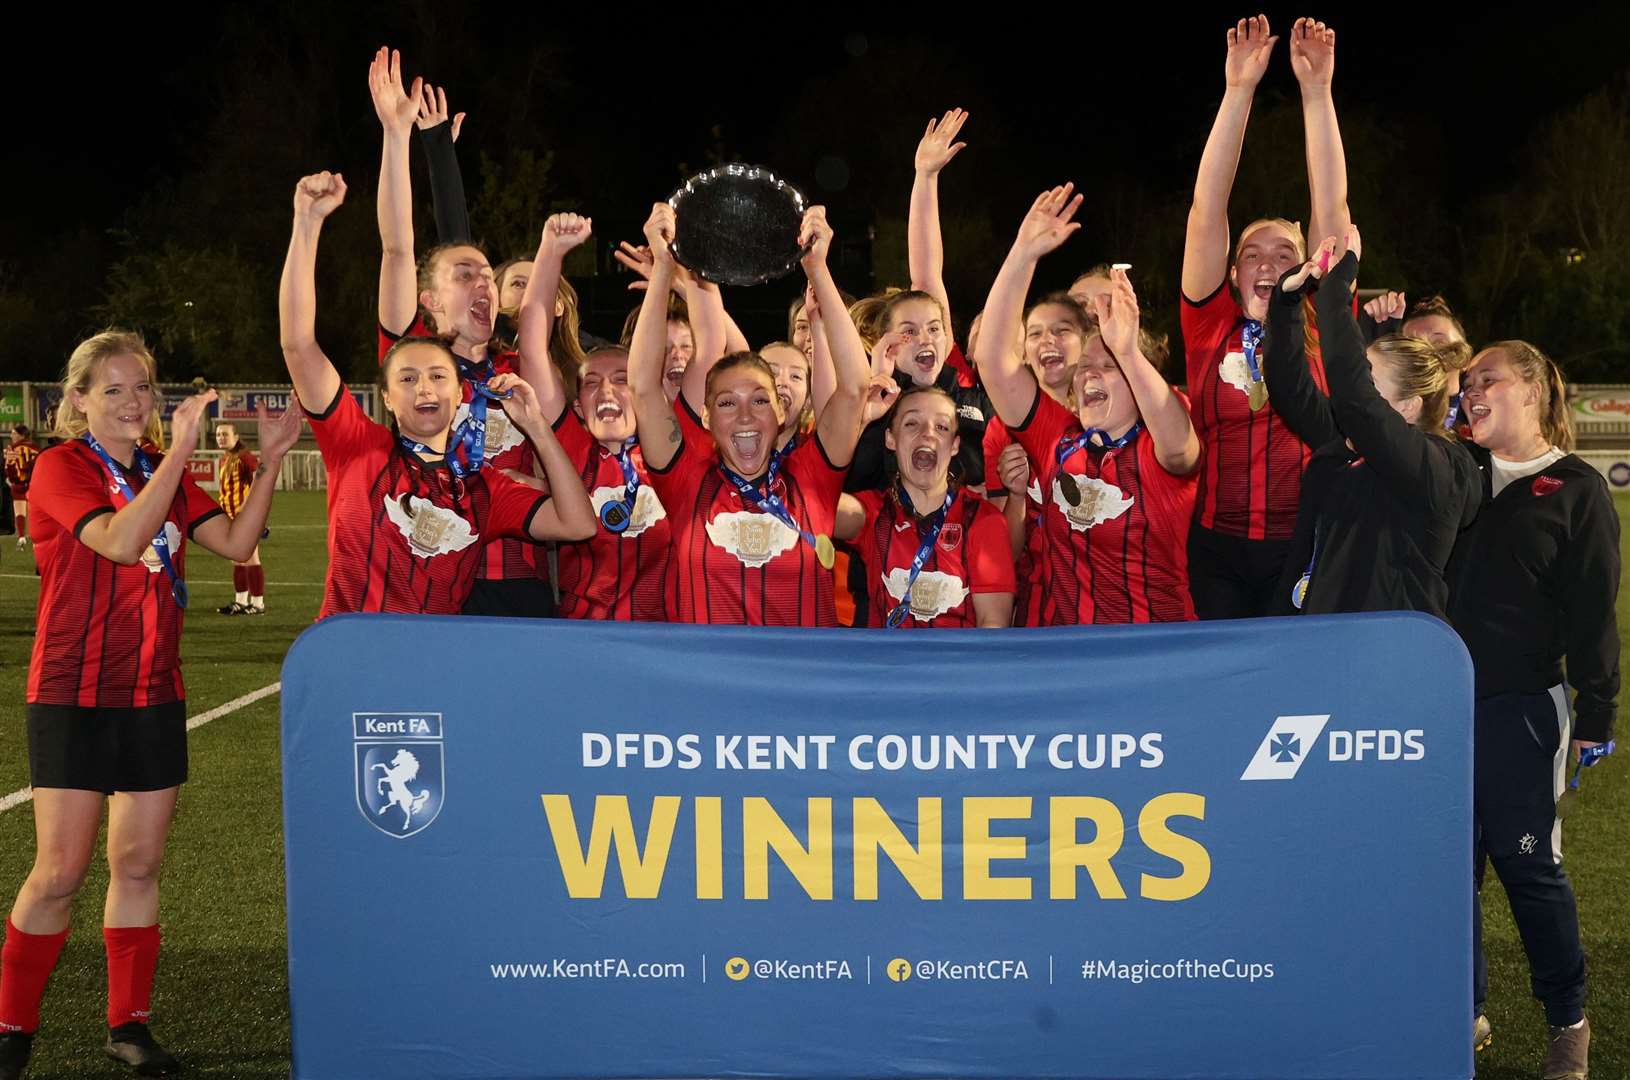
0, 15, 1618, 1080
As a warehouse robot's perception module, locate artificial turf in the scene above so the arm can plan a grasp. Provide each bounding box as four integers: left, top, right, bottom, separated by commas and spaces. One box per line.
0, 489, 1623, 1078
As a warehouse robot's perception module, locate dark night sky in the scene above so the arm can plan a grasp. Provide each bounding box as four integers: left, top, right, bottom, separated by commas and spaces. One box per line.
7, 3, 1630, 375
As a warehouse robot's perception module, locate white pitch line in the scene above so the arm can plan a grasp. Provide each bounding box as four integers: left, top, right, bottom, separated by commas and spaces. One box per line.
0, 682, 281, 816
1, 574, 324, 587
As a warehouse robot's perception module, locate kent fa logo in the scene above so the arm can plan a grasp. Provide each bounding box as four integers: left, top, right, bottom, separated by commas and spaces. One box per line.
355, 712, 445, 838
1240, 714, 1331, 781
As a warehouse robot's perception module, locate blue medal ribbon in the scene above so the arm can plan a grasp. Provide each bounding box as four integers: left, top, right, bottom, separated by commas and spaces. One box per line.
1241, 320, 1265, 385
1291, 525, 1320, 611
81, 434, 189, 609
885, 486, 955, 628
717, 443, 833, 567
1444, 393, 1461, 431
599, 438, 641, 534
400, 377, 512, 480
1054, 423, 1140, 507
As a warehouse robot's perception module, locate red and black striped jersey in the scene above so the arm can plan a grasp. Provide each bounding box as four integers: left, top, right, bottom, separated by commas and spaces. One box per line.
5, 439, 40, 493
646, 425, 846, 627
216, 443, 258, 518
982, 414, 1046, 626
1182, 284, 1326, 541
1011, 393, 1198, 625
552, 409, 671, 621
379, 318, 545, 582
850, 488, 1014, 628
26, 440, 224, 706
307, 385, 546, 620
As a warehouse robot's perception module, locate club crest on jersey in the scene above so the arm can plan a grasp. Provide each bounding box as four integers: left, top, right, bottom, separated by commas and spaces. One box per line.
384, 494, 479, 558
705, 510, 798, 568
1219, 351, 1255, 397
452, 401, 526, 457
354, 712, 444, 839
938, 522, 963, 550
1053, 475, 1134, 530
883, 568, 969, 621
139, 523, 183, 574
590, 484, 666, 538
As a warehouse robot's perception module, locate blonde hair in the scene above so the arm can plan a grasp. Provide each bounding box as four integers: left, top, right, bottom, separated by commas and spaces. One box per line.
1483, 340, 1574, 452
848, 289, 902, 349
56, 329, 166, 447
1371, 334, 1452, 438
1233, 218, 1307, 263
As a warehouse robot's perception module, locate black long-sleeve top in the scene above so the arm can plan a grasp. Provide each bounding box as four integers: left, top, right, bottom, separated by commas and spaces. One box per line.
1271, 252, 1482, 619
419, 120, 472, 245
1448, 446, 1620, 741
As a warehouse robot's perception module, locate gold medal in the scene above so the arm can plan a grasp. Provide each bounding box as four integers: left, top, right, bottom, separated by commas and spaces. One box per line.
1248, 379, 1269, 412
1059, 473, 1082, 507
814, 533, 836, 570
1291, 573, 1310, 611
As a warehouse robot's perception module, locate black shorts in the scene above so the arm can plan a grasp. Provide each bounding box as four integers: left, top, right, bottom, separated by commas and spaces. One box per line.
461, 577, 558, 619
27, 701, 189, 794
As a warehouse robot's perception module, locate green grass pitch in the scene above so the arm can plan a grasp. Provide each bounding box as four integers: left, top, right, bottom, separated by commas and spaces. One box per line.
0, 490, 1624, 1078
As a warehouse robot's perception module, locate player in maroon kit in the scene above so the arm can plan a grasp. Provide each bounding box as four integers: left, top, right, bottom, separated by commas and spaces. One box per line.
516, 213, 672, 620
4, 426, 40, 551
1181, 16, 1351, 618
279, 170, 594, 619
834, 386, 1015, 628
981, 188, 1201, 624
369, 48, 554, 616
0, 331, 301, 1080
630, 201, 872, 626
211, 422, 266, 614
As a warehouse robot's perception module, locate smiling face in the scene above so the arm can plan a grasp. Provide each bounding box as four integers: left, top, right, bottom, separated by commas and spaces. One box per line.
1070, 336, 1139, 437
704, 362, 785, 478
885, 390, 960, 491
1461, 348, 1542, 455
664, 319, 694, 403
761, 344, 810, 437
576, 349, 636, 446
886, 297, 949, 387
498, 260, 535, 313
1024, 302, 1086, 393
421, 245, 497, 350
1230, 222, 1304, 322
71, 352, 158, 450
383, 341, 462, 444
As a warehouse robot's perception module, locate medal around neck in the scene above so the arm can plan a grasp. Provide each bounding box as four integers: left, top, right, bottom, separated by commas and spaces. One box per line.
1291, 573, 1310, 611
599, 501, 631, 534
668, 164, 807, 287
1248, 379, 1270, 412
1058, 473, 1083, 507
814, 533, 836, 570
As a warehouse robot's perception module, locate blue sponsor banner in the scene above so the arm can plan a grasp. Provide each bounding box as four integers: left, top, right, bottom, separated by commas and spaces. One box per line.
281, 614, 1473, 1080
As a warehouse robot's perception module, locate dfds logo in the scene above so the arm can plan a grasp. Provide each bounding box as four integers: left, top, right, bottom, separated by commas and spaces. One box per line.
1240, 714, 1424, 781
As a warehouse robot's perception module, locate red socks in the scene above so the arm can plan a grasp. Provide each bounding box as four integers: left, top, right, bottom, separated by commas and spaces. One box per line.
247, 565, 265, 596
233, 565, 249, 592
0, 918, 69, 1034
104, 925, 161, 1028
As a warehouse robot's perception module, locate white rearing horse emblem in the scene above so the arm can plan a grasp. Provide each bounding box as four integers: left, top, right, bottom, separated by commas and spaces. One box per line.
372, 749, 431, 831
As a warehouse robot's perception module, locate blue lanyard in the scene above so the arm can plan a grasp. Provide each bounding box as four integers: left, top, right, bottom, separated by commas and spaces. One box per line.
81, 434, 188, 609
1056, 422, 1141, 466
885, 487, 955, 628
1444, 393, 1461, 431
1241, 320, 1265, 384
599, 438, 642, 534
717, 444, 832, 567
402, 379, 512, 479
1291, 525, 1320, 611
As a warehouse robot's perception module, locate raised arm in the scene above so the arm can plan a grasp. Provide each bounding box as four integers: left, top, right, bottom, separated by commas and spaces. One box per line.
192, 399, 303, 562
369, 47, 423, 335
74, 392, 215, 566
1094, 271, 1200, 474
1182, 16, 1277, 302
807, 284, 837, 417
1263, 265, 1339, 447
803, 208, 869, 465
980, 185, 1084, 428
517, 213, 593, 424
414, 82, 471, 245
1290, 18, 1350, 257
909, 108, 968, 328
279, 172, 349, 413
1359, 290, 1405, 346
629, 205, 684, 472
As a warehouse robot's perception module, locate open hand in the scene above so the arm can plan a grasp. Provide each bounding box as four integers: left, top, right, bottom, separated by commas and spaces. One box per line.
256, 395, 305, 462
415, 83, 466, 142
1289, 17, 1335, 88
1092, 269, 1141, 361
863, 374, 902, 424
169, 390, 219, 459
1225, 15, 1277, 90
915, 108, 969, 175
1014, 184, 1084, 261
368, 47, 422, 135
